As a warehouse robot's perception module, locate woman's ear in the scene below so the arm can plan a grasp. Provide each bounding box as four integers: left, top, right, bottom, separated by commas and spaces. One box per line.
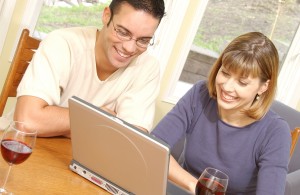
258, 80, 270, 95
102, 7, 111, 26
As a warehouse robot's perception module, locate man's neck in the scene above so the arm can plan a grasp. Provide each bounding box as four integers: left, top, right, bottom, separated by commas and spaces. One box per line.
95, 30, 118, 81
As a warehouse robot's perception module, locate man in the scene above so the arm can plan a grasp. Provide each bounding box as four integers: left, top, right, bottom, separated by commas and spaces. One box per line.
14, 0, 165, 137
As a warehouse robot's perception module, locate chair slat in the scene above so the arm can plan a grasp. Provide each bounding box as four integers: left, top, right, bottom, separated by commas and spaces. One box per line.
21, 48, 36, 62
0, 29, 41, 116
290, 127, 300, 158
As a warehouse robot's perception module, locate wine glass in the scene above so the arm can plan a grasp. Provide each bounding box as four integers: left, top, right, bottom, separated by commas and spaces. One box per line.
195, 167, 229, 195
0, 121, 37, 194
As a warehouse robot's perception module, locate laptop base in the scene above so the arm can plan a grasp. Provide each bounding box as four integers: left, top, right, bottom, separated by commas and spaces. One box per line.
70, 160, 134, 195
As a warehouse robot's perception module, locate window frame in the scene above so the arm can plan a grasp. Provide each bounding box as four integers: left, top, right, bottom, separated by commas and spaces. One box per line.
162, 0, 208, 104
147, 0, 191, 78
0, 0, 17, 56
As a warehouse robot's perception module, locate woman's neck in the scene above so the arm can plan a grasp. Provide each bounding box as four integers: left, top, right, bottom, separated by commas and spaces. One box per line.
218, 107, 256, 127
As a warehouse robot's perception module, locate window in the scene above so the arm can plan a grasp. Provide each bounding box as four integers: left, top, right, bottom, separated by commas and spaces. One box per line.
34, 0, 111, 39
8, 0, 111, 60
165, 0, 300, 108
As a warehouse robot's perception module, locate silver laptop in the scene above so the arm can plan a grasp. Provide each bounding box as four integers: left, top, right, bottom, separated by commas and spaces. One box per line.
69, 96, 171, 195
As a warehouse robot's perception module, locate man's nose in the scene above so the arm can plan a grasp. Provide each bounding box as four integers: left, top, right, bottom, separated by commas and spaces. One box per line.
122, 40, 137, 53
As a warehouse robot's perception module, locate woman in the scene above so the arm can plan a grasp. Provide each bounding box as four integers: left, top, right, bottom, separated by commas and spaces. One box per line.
151, 32, 291, 194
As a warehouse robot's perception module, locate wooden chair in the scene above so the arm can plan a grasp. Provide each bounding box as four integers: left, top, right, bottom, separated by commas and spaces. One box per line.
290, 127, 300, 158
0, 29, 41, 116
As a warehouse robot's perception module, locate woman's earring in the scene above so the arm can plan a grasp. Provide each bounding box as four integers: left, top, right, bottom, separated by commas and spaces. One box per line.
256, 94, 260, 100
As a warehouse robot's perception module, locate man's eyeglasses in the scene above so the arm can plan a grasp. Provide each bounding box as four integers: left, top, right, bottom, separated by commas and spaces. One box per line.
111, 20, 154, 48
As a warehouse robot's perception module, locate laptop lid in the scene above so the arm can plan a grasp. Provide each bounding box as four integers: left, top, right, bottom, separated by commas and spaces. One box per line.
69, 96, 170, 195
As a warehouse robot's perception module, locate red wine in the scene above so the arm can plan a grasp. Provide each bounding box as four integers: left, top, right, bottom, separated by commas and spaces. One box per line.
1, 139, 32, 165
195, 178, 225, 195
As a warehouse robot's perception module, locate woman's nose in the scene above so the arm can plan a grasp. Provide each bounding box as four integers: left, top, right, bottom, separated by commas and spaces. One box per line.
222, 79, 235, 91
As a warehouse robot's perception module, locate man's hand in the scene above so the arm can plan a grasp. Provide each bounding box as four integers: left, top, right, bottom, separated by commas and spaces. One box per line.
100, 106, 148, 133
100, 106, 116, 116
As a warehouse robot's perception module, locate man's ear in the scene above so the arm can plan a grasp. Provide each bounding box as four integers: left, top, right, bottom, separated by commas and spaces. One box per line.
102, 7, 111, 26
258, 80, 270, 95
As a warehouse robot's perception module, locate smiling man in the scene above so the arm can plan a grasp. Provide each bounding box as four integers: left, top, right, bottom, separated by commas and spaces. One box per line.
14, 0, 165, 137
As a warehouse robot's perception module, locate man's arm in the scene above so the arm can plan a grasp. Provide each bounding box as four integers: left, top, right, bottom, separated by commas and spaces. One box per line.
14, 96, 70, 137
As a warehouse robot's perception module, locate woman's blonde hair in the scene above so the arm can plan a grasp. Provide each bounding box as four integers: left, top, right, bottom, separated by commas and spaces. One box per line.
207, 32, 279, 120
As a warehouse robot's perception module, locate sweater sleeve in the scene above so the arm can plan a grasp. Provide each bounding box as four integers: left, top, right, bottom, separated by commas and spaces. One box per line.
256, 118, 291, 195
151, 81, 206, 148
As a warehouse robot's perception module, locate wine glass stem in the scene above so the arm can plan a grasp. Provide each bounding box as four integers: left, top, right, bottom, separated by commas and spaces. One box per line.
1, 165, 12, 190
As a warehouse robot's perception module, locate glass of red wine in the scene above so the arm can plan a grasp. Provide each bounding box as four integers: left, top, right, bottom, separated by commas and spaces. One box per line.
195, 167, 228, 195
0, 121, 37, 194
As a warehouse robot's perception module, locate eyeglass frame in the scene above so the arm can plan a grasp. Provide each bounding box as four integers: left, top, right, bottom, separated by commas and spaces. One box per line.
110, 19, 155, 48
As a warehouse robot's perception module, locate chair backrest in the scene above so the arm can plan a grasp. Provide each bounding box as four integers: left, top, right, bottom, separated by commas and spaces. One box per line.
270, 100, 300, 173
0, 29, 41, 116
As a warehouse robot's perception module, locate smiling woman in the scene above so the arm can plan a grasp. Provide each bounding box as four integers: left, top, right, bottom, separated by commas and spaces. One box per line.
151, 31, 291, 195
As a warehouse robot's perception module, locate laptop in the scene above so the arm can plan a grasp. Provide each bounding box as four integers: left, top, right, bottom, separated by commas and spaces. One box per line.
69, 96, 172, 195
69, 96, 193, 195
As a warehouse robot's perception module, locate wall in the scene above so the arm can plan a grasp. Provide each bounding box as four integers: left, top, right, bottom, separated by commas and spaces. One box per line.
0, 0, 27, 115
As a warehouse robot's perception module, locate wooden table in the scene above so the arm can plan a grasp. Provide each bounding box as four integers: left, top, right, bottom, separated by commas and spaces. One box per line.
0, 136, 110, 195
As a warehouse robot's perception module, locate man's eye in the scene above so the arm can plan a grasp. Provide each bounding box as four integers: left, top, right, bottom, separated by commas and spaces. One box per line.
138, 39, 151, 44
117, 29, 129, 37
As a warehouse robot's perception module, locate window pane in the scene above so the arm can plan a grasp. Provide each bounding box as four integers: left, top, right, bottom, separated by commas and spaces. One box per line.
34, 0, 111, 39
179, 0, 300, 85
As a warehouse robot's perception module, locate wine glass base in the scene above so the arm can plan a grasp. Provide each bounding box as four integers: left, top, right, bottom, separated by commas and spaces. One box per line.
0, 188, 12, 195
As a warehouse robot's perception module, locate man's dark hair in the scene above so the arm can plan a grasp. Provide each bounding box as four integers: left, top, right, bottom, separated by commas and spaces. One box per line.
109, 0, 165, 22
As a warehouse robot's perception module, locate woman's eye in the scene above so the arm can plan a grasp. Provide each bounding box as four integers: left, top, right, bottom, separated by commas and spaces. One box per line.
239, 81, 248, 86
221, 70, 230, 76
